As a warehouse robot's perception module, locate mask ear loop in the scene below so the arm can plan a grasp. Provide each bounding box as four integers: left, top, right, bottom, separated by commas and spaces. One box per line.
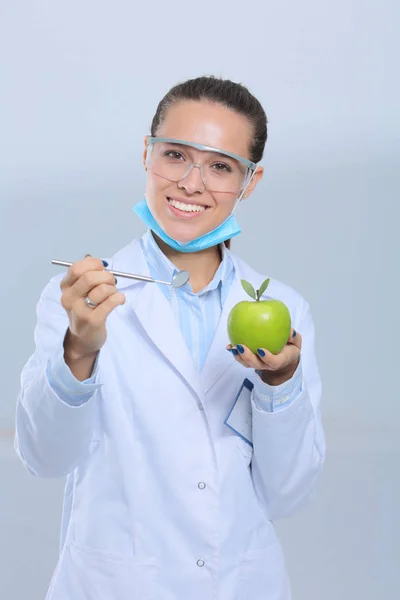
231, 166, 258, 213
209, 166, 258, 235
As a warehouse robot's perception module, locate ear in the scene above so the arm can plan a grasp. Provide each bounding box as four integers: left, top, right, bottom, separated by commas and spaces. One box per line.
242, 166, 264, 200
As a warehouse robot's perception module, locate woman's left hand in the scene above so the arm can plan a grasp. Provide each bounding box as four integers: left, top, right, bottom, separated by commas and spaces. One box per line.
226, 329, 302, 386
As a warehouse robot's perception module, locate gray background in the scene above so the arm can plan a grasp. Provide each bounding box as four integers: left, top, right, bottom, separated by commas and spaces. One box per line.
1, 1, 399, 599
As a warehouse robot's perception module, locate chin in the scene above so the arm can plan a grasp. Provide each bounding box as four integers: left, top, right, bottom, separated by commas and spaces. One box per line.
165, 227, 200, 244
157, 219, 201, 244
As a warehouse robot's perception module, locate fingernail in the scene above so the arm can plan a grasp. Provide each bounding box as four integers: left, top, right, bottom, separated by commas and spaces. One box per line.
231, 348, 239, 356
102, 260, 109, 267
257, 348, 265, 357
236, 345, 244, 354
292, 330, 297, 338
114, 277, 118, 285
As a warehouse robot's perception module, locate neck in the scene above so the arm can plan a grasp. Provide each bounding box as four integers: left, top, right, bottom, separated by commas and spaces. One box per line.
152, 233, 223, 293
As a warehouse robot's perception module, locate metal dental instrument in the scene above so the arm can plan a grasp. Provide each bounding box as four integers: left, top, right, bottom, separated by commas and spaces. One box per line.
51, 260, 190, 288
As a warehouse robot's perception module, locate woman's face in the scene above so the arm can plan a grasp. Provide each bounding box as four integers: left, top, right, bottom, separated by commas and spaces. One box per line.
143, 100, 263, 244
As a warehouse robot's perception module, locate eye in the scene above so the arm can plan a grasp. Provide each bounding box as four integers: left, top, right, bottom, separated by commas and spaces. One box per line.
164, 150, 185, 160
212, 162, 232, 173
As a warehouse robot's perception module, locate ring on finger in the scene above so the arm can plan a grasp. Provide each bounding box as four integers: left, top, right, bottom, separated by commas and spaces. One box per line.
84, 295, 98, 309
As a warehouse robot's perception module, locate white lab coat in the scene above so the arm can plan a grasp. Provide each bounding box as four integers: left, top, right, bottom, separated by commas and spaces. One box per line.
15, 237, 325, 600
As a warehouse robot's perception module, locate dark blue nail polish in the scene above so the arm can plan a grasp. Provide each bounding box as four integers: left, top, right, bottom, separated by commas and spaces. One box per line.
292, 330, 297, 338
227, 348, 239, 356
236, 345, 244, 354
114, 277, 118, 285
257, 348, 265, 357
102, 260, 109, 267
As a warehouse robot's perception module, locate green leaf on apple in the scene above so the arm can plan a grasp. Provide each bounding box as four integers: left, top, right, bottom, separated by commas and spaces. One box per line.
257, 277, 271, 300
240, 279, 256, 300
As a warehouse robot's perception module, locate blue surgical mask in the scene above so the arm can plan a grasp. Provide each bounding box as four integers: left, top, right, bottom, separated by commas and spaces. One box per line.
132, 198, 241, 253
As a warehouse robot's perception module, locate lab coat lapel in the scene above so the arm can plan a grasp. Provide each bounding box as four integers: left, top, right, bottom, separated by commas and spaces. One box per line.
131, 281, 202, 401
202, 268, 248, 394
110, 238, 202, 400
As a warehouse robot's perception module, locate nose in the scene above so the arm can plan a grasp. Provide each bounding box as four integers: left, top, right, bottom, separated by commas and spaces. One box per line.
177, 163, 205, 194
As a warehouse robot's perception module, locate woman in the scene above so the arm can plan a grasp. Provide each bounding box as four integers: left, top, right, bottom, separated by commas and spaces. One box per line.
15, 76, 325, 600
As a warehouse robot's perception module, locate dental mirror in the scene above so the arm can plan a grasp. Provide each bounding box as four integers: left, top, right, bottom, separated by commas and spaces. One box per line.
51, 260, 190, 289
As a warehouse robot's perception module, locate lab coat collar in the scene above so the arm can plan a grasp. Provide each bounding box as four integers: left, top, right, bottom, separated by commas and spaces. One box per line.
140, 228, 234, 300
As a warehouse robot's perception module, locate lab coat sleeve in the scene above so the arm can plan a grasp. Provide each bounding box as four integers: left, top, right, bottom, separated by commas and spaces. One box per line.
250, 301, 325, 521
252, 362, 303, 412
14, 276, 102, 478
46, 343, 100, 405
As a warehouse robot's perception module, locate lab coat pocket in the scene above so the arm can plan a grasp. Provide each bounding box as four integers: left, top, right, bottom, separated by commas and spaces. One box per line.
225, 377, 254, 463
236, 543, 291, 600
47, 541, 157, 600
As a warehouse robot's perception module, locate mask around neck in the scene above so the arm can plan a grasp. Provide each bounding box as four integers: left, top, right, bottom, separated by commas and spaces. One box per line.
132, 197, 241, 253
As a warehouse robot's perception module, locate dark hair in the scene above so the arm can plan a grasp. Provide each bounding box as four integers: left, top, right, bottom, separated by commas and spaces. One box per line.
150, 75, 268, 164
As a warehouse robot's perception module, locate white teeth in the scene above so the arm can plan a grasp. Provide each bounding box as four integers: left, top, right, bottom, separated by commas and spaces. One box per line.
168, 198, 206, 213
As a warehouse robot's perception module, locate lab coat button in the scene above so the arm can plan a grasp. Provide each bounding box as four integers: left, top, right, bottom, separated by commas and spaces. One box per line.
197, 559, 205, 567
198, 482, 206, 490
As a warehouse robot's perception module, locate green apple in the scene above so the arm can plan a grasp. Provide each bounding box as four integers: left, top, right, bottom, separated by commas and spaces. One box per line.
227, 278, 291, 355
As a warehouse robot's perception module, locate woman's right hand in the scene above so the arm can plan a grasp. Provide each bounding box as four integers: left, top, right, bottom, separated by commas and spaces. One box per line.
60, 255, 126, 362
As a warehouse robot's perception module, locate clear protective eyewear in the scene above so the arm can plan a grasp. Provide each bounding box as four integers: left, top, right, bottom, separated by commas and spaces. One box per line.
145, 137, 258, 195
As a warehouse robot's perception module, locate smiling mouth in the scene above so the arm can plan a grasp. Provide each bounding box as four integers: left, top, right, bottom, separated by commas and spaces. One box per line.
167, 197, 209, 213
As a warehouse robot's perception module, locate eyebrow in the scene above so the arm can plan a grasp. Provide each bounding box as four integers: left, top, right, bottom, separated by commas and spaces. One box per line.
164, 142, 237, 162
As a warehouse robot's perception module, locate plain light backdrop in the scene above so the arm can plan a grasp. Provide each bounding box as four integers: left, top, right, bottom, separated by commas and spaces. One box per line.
1, 1, 399, 599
